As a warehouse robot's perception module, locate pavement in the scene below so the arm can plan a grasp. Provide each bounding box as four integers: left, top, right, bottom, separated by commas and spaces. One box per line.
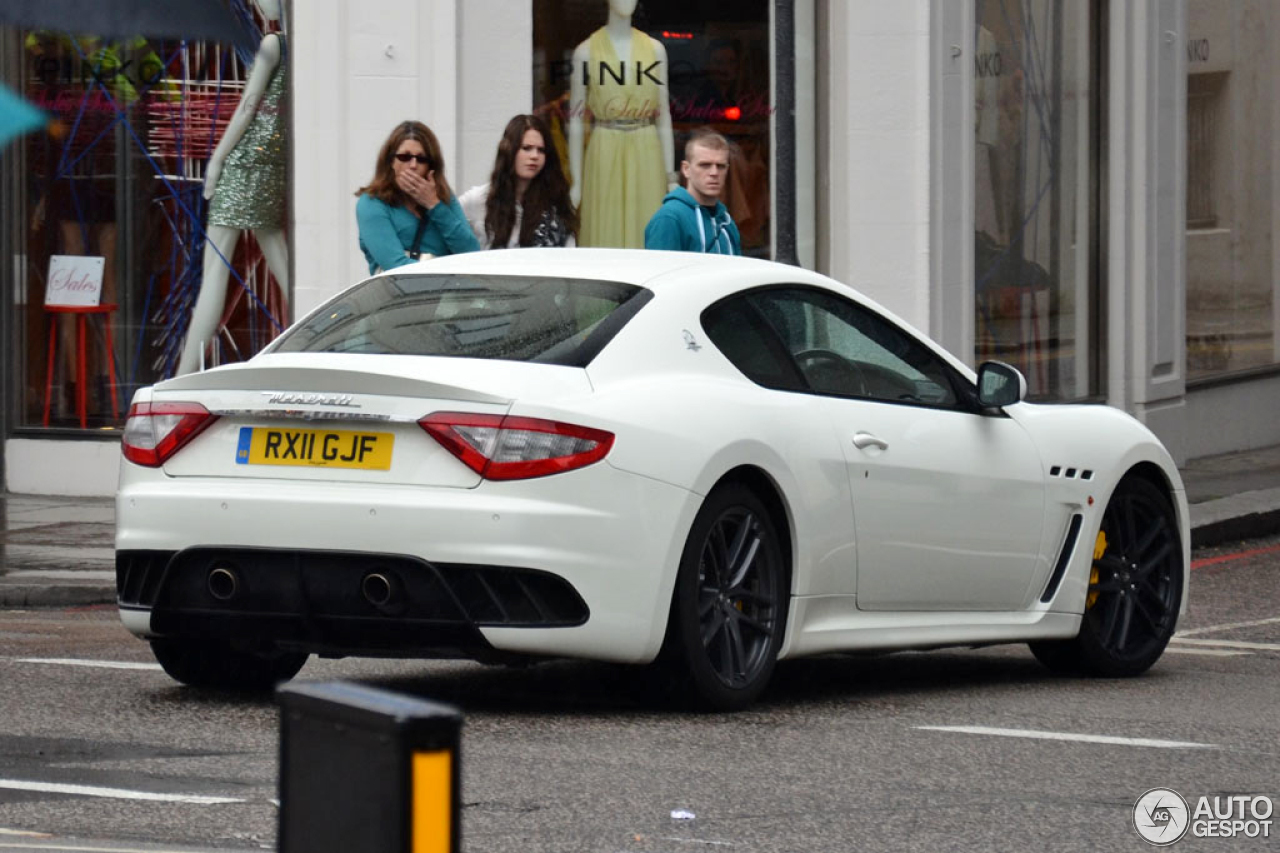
1, 445, 1279, 608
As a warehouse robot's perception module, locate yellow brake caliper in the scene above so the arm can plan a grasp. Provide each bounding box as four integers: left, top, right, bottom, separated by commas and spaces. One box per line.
1088, 530, 1108, 609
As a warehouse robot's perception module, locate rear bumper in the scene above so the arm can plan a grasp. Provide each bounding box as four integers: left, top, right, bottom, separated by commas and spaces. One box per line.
116, 463, 700, 663
118, 547, 590, 659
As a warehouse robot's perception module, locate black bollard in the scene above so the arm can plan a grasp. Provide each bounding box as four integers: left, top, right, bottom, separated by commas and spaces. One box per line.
277, 681, 462, 853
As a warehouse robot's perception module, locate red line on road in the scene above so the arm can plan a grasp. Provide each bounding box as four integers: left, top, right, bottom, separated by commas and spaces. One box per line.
1191, 542, 1280, 570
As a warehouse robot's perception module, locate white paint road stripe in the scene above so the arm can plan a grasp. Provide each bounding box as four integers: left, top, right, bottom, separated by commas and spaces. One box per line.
0, 780, 244, 805
1169, 638, 1280, 651
1164, 647, 1250, 657
1, 570, 115, 581
0, 846, 190, 853
915, 726, 1216, 749
15, 659, 162, 671
0, 840, 215, 845
651, 837, 736, 847
1176, 615, 1280, 637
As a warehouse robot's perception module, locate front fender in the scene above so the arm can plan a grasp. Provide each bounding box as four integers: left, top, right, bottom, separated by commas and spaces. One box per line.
1008, 402, 1189, 617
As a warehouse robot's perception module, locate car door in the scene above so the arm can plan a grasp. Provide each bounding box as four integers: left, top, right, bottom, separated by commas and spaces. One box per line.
746, 287, 1047, 612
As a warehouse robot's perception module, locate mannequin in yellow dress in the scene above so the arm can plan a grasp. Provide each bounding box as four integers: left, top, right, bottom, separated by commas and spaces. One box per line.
568, 0, 675, 247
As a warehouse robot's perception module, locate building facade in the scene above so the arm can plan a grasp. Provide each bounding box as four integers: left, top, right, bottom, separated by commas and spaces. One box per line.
2, 0, 1278, 495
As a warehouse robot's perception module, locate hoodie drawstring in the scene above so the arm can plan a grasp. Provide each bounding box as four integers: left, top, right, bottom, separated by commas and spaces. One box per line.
695, 208, 728, 254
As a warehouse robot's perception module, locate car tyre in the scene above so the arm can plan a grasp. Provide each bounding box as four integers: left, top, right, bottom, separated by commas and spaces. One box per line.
660, 483, 788, 711
1030, 476, 1183, 677
150, 638, 308, 691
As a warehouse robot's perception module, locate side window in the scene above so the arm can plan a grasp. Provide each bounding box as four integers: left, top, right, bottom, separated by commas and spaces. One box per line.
702, 297, 805, 391
748, 289, 961, 407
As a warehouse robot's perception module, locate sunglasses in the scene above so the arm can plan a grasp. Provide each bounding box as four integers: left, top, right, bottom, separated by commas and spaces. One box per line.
394, 153, 431, 164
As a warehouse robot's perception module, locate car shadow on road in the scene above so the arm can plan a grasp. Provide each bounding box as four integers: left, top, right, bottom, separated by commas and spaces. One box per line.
346, 647, 1077, 717
142, 685, 282, 711
767, 650, 1057, 704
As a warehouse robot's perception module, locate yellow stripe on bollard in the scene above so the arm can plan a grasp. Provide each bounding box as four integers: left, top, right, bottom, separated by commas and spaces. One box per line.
412, 750, 453, 853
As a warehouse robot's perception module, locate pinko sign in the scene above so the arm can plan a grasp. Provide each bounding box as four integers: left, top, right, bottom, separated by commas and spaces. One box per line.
45, 255, 105, 307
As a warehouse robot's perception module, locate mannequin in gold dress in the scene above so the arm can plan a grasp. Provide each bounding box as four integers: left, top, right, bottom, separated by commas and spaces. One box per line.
178, 0, 288, 374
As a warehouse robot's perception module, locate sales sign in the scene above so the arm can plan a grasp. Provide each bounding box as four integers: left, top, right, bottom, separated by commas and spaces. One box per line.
45, 255, 105, 307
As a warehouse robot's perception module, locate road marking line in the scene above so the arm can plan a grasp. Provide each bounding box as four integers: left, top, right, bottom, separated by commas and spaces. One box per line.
0, 840, 209, 845
1191, 542, 1280, 570
14, 658, 162, 671
1164, 647, 1250, 657
1176, 615, 1280, 637
653, 837, 735, 847
1168, 638, 1280, 651
0, 570, 114, 580
0, 780, 243, 805
620, 837, 735, 850
915, 725, 1216, 749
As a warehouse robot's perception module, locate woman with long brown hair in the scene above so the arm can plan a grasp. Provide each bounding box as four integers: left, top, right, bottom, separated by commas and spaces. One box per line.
459, 114, 578, 249
355, 120, 478, 273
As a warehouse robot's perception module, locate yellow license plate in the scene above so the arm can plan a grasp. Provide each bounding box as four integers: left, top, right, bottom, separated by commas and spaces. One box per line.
236, 426, 394, 470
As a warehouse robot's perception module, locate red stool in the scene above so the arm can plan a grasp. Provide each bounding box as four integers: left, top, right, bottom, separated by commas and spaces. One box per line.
42, 303, 120, 428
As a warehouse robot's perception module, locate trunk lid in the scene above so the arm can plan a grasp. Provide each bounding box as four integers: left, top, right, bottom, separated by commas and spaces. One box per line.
153, 354, 593, 486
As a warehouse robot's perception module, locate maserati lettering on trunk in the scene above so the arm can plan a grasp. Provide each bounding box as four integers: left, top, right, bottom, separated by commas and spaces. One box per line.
263, 392, 359, 407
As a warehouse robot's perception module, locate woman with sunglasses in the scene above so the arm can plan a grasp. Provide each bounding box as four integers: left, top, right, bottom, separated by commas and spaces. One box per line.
458, 114, 578, 249
355, 121, 478, 273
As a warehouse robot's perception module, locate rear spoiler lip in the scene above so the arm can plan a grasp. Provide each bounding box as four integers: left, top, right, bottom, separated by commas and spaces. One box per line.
154, 365, 512, 406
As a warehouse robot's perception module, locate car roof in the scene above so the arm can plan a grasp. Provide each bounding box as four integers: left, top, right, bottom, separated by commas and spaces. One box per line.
387, 248, 814, 290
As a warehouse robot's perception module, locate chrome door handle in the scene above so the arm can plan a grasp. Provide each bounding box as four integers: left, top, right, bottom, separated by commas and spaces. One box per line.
853, 432, 889, 451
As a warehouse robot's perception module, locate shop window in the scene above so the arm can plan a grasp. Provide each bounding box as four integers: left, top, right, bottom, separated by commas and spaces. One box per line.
532, 0, 772, 256
973, 1, 1101, 401
5, 3, 289, 432
1186, 72, 1225, 229
1184, 1, 1277, 380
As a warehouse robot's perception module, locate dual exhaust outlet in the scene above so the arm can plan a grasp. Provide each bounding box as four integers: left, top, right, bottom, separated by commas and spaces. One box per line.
360, 572, 399, 609
205, 565, 402, 610
206, 566, 239, 601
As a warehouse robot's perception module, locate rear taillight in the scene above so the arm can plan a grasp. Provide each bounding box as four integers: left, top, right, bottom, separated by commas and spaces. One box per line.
121, 402, 217, 467
419, 412, 614, 480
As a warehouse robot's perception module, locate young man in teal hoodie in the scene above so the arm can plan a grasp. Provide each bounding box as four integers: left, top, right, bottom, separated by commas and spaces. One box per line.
644, 129, 742, 255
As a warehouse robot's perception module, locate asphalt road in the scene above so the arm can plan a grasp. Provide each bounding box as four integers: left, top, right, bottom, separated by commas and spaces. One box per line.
0, 535, 1276, 852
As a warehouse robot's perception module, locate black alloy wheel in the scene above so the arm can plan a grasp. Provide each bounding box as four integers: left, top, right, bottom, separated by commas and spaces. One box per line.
662, 483, 787, 710
1031, 476, 1183, 676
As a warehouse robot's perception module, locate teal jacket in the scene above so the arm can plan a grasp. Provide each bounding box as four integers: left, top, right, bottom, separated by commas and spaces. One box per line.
356, 193, 479, 274
643, 186, 742, 255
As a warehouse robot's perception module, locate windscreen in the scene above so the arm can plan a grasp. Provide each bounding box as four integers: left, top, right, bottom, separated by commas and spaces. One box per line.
273, 274, 649, 366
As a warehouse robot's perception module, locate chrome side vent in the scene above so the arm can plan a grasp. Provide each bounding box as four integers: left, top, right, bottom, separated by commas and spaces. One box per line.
1049, 466, 1094, 480
1040, 513, 1083, 603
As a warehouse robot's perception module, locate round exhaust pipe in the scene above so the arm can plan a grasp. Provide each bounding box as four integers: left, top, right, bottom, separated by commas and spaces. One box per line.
362, 572, 396, 608
207, 566, 239, 601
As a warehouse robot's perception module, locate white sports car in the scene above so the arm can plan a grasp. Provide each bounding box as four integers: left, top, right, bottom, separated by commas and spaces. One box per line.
116, 249, 1189, 710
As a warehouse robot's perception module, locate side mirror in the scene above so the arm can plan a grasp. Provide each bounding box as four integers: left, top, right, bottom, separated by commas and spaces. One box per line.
976, 361, 1026, 409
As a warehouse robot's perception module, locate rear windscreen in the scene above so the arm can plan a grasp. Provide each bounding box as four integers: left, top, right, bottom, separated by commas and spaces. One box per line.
272, 273, 649, 366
